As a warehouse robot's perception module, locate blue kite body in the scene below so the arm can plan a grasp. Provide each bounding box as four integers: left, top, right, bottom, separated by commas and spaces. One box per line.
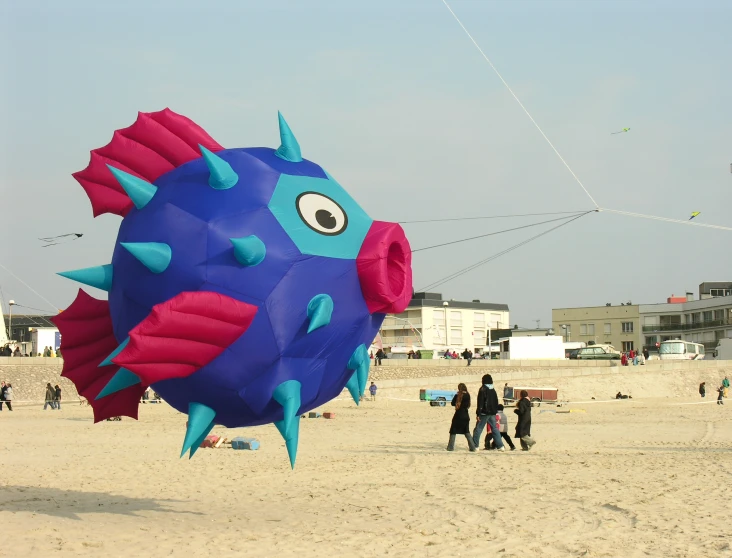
53, 109, 413, 467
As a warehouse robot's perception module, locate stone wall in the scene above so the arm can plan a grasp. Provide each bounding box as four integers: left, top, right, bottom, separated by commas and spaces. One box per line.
0, 358, 78, 403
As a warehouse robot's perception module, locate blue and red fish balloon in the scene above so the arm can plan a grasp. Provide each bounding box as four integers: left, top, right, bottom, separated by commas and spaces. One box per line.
52, 109, 413, 467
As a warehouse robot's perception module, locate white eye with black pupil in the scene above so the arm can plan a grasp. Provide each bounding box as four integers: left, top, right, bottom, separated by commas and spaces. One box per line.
296, 192, 348, 236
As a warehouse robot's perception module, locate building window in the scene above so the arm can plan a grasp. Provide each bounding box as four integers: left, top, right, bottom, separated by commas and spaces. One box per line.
489, 313, 502, 328
474, 330, 485, 346
473, 312, 485, 328
450, 311, 462, 327
450, 328, 462, 345
432, 310, 445, 325
645, 336, 658, 348
621, 322, 634, 333
703, 311, 713, 322
604, 323, 611, 334
580, 324, 587, 335
710, 289, 732, 297
432, 328, 446, 345
692, 313, 701, 324
622, 341, 634, 352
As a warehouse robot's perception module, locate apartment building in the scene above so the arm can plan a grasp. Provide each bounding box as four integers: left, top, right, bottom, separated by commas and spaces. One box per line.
552, 304, 641, 352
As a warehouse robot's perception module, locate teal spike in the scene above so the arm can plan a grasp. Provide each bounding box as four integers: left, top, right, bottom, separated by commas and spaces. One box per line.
306, 294, 333, 334
106, 165, 158, 209
181, 402, 217, 458
230, 235, 266, 267
95, 368, 141, 400
348, 344, 370, 397
120, 242, 172, 273
57, 264, 113, 292
274, 111, 302, 163
99, 337, 130, 367
272, 380, 302, 469
345, 370, 361, 405
199, 145, 238, 190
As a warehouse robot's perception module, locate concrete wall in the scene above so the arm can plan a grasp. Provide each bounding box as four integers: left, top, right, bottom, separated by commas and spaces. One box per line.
0, 357, 78, 403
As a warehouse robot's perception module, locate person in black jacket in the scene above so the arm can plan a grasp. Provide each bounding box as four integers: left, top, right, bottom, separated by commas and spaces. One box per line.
446, 383, 477, 451
514, 390, 536, 451
471, 374, 505, 451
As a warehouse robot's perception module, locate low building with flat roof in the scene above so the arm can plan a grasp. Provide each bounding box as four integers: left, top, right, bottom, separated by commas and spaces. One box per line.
552, 304, 641, 353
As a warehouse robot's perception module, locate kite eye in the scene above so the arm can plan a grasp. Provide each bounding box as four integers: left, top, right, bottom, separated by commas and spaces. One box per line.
296, 192, 348, 236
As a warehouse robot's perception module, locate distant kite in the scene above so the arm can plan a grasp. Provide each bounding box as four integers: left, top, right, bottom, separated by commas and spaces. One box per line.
39, 233, 83, 247
611, 128, 631, 135
689, 212, 700, 221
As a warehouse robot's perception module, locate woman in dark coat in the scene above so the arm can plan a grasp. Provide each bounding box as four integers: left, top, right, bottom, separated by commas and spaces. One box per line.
447, 383, 477, 451
514, 390, 536, 451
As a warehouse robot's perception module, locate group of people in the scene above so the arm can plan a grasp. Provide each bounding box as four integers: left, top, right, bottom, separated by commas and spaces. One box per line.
0, 381, 13, 411
447, 374, 536, 452
0, 346, 61, 357
44, 383, 62, 410
699, 376, 729, 405
620, 348, 647, 366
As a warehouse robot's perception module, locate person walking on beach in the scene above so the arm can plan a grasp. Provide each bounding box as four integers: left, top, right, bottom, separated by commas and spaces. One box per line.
54, 385, 62, 410
723, 376, 730, 399
515, 390, 536, 450
461, 348, 472, 366
487, 404, 516, 450
369, 382, 377, 401
3, 383, 12, 411
447, 383, 477, 452
0, 381, 6, 411
375, 348, 385, 366
717, 386, 725, 405
699, 382, 706, 398
643, 347, 649, 361
44, 383, 56, 410
472, 375, 505, 451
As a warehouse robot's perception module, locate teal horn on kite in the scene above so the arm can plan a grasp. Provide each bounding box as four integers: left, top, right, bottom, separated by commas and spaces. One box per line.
345, 344, 370, 405
230, 235, 266, 267
95, 368, 141, 400
306, 294, 333, 333
120, 242, 172, 273
181, 402, 217, 458
199, 145, 239, 190
99, 337, 130, 367
272, 380, 302, 469
106, 165, 158, 209
274, 111, 302, 163
57, 264, 113, 291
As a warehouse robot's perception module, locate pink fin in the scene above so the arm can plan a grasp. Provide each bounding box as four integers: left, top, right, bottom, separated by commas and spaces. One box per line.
51, 290, 147, 422
112, 291, 258, 385
73, 108, 225, 217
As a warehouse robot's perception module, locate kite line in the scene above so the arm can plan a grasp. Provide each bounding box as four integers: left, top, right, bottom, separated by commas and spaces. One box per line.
440, 0, 600, 209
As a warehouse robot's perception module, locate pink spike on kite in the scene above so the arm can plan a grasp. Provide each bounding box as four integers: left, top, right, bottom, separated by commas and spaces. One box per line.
72, 108, 225, 218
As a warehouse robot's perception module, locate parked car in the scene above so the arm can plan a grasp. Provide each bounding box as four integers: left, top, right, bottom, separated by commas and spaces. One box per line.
566, 349, 580, 359
576, 345, 620, 360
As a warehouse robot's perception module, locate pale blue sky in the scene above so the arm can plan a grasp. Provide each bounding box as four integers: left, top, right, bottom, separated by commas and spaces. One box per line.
1, 0, 730, 326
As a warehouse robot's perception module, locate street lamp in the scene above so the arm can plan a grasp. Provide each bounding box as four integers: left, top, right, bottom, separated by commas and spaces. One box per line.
560, 324, 570, 342
8, 300, 16, 346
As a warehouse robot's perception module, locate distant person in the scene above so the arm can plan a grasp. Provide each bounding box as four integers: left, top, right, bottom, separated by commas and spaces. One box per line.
503, 383, 512, 403
0, 381, 6, 411
638, 352, 646, 365
443, 349, 451, 359
415, 350, 422, 359
487, 404, 516, 451
643, 347, 649, 361
447, 383, 477, 452
375, 348, 385, 366
44, 383, 56, 410
54, 384, 62, 410
723, 376, 730, 399
717, 385, 725, 405
13, 347, 20, 357
461, 348, 472, 366
43, 346, 50, 357
3, 383, 12, 411
699, 382, 706, 398
472, 375, 505, 451
514, 390, 536, 450
369, 382, 377, 401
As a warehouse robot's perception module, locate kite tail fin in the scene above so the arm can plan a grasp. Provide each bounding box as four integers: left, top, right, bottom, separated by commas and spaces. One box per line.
50, 289, 147, 422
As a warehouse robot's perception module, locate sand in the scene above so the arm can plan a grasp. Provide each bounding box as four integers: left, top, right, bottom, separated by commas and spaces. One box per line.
1, 385, 731, 558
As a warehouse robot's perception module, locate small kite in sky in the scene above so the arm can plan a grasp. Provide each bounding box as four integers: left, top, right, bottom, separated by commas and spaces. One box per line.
689, 212, 700, 221
611, 127, 631, 135
39, 233, 83, 247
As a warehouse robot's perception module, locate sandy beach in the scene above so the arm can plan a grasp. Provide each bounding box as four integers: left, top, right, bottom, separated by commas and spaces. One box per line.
1, 374, 731, 558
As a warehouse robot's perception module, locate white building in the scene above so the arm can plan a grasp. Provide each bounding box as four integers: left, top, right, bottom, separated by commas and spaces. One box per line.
379, 292, 509, 355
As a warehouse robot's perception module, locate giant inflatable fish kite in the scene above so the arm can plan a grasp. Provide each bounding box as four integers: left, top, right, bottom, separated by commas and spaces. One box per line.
52, 109, 413, 467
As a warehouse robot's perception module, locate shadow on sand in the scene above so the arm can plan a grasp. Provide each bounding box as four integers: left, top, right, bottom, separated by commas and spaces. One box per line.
0, 485, 200, 520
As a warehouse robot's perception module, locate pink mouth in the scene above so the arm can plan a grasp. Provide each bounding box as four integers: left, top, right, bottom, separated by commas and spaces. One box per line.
356, 221, 413, 315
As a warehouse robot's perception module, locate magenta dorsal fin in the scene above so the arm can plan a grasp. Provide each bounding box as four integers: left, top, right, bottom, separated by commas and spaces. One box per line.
51, 289, 147, 422
72, 108, 225, 217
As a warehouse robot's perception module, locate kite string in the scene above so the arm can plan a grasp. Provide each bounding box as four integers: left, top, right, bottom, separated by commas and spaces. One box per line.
0, 263, 60, 312
399, 209, 589, 224
440, 0, 600, 209
599, 208, 732, 232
